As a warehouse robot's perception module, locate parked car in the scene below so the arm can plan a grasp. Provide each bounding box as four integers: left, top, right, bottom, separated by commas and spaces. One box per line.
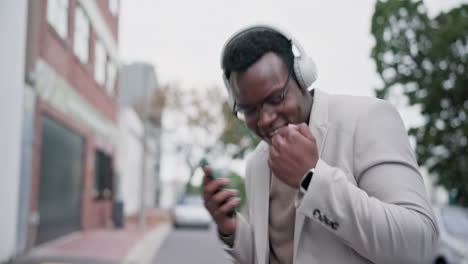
172, 195, 212, 229
433, 205, 468, 264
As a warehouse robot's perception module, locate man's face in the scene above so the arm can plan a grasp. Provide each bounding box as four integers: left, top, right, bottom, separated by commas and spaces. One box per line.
231, 52, 310, 144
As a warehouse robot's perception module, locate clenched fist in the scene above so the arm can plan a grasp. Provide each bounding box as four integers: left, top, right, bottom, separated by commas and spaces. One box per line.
268, 123, 319, 188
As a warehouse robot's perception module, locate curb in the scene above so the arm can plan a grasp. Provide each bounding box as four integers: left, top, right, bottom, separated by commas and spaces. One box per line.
122, 223, 172, 264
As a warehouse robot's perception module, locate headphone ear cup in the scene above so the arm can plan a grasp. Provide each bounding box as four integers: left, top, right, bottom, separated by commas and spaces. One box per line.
294, 56, 318, 90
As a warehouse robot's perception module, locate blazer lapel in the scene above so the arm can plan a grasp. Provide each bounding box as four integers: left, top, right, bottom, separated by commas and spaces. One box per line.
251, 144, 271, 264
293, 89, 329, 260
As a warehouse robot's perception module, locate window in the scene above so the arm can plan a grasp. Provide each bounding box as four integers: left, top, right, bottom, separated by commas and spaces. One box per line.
73, 6, 90, 64
94, 150, 113, 200
94, 40, 107, 86
109, 0, 120, 16
106, 61, 117, 95
46, 0, 69, 39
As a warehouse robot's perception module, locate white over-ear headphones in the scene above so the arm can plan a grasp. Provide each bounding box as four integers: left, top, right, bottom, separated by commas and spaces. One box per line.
220, 24, 318, 111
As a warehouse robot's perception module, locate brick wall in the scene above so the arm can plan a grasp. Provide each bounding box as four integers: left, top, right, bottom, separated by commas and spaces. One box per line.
28, 0, 119, 247
38, 0, 118, 122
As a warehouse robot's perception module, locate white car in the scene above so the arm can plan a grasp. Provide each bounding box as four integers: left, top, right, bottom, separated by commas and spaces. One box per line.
173, 195, 212, 229
433, 206, 468, 264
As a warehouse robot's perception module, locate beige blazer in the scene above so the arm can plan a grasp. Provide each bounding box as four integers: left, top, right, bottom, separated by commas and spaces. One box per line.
222, 89, 438, 264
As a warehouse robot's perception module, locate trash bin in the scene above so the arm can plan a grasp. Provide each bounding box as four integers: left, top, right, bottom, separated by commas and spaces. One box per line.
113, 200, 125, 228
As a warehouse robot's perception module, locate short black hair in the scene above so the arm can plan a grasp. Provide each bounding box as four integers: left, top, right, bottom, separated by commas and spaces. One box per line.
222, 28, 295, 81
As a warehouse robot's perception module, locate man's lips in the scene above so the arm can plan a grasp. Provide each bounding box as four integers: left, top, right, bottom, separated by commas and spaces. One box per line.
268, 128, 280, 138
261, 125, 286, 139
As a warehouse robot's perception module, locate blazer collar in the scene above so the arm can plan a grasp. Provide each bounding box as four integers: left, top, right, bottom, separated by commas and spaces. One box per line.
308, 88, 329, 153
253, 89, 330, 264
250, 143, 271, 264
293, 88, 330, 261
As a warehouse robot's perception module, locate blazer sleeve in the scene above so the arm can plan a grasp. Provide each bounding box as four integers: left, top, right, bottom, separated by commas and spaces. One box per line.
220, 213, 254, 264
295, 100, 439, 264
219, 156, 256, 264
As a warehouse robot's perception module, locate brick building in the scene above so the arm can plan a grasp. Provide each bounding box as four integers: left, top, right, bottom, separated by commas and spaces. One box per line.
23, 0, 121, 248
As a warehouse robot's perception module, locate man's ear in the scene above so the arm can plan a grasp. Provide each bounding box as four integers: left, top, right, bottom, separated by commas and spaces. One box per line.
229, 72, 241, 95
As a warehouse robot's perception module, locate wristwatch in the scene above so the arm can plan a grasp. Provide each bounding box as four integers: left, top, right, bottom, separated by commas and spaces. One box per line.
218, 230, 235, 247
300, 168, 315, 192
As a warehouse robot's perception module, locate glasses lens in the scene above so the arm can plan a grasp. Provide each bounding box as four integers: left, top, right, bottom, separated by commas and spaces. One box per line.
236, 111, 247, 121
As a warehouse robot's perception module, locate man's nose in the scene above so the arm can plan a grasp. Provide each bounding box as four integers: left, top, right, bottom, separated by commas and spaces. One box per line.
257, 106, 277, 127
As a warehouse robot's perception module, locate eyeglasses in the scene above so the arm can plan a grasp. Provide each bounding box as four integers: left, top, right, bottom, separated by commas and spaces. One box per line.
233, 71, 292, 121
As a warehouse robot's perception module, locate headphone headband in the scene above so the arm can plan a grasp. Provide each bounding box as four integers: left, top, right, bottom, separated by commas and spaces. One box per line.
220, 24, 308, 69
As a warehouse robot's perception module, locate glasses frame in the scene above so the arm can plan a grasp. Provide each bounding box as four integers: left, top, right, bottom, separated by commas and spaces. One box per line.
233, 70, 292, 121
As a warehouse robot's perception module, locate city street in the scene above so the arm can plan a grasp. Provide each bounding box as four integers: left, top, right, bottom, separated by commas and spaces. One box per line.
153, 225, 230, 264
11, 255, 116, 264
2, 0, 467, 263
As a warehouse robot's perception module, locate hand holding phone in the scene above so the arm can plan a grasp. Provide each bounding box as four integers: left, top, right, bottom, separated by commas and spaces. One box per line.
200, 158, 236, 218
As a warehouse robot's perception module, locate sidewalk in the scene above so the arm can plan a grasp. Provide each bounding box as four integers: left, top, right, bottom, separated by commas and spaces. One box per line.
11, 208, 173, 264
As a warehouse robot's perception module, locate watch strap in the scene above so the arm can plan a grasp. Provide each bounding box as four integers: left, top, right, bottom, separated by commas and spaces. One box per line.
300, 168, 315, 192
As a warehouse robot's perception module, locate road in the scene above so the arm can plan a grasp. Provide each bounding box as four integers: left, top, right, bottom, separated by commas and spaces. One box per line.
153, 225, 231, 264
10, 255, 115, 264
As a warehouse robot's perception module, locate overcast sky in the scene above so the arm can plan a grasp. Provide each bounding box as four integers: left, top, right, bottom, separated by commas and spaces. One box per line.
119, 0, 465, 93
118, 0, 466, 199
119, 0, 385, 96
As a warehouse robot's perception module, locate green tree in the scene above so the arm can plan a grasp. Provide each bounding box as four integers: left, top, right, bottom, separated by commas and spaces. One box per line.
371, 0, 468, 205
219, 101, 261, 159
154, 84, 258, 195
161, 84, 224, 191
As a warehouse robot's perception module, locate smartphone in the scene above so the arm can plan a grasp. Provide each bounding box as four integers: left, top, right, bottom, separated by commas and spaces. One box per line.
201, 158, 224, 180
200, 158, 236, 217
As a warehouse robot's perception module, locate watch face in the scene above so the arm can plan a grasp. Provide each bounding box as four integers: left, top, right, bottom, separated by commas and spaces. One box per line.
301, 169, 314, 191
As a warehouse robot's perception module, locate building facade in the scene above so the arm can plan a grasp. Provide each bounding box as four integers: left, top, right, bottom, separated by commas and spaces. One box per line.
119, 63, 162, 219
117, 107, 144, 216
22, 0, 121, 249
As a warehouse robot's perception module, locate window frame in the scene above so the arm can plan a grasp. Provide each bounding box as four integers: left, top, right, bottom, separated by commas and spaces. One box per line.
94, 150, 113, 200
73, 5, 90, 64
46, 0, 70, 40
109, 0, 120, 17
106, 61, 117, 95
94, 40, 107, 87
